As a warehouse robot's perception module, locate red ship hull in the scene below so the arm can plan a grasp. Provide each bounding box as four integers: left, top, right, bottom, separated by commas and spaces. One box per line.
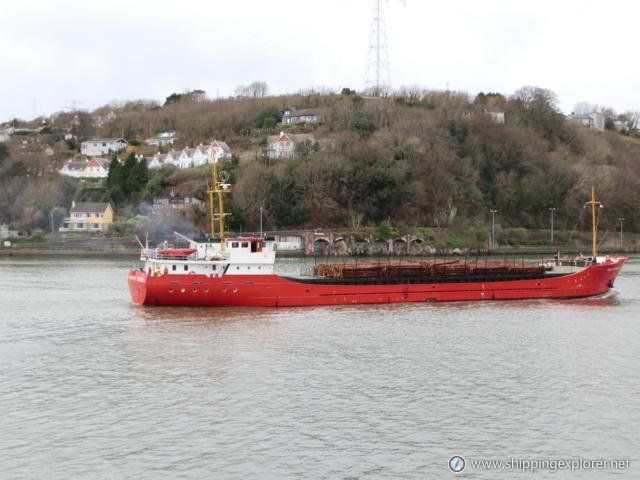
128, 258, 626, 307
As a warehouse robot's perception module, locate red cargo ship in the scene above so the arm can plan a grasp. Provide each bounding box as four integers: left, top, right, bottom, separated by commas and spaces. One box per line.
128, 156, 626, 307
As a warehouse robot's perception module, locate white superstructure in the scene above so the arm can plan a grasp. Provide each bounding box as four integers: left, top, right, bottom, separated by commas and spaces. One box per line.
140, 236, 276, 278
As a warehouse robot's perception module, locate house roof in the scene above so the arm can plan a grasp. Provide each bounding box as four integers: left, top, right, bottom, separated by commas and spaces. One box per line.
284, 108, 322, 117
63, 161, 87, 170
267, 132, 317, 144
70, 202, 112, 213
82, 138, 128, 144
91, 158, 110, 168
181, 147, 196, 157
213, 140, 231, 153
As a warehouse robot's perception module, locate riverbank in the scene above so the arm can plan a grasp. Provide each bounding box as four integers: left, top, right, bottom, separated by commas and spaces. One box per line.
2, 228, 638, 258
2, 245, 637, 259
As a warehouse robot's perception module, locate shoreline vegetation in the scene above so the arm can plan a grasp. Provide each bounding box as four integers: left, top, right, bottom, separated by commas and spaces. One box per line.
1, 227, 637, 258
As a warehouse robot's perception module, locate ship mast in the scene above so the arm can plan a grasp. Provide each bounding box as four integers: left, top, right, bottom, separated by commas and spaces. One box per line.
207, 145, 231, 251
585, 185, 602, 259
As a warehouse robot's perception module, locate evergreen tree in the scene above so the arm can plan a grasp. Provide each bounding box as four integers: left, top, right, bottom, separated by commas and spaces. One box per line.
128, 157, 149, 195
106, 155, 119, 188
121, 153, 137, 196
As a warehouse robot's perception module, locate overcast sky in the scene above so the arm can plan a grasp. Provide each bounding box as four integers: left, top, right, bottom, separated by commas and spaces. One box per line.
1, 0, 638, 121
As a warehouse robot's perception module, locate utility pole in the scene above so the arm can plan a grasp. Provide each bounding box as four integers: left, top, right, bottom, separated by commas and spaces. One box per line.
618, 217, 625, 250
50, 206, 61, 234
549, 208, 556, 243
489, 210, 498, 251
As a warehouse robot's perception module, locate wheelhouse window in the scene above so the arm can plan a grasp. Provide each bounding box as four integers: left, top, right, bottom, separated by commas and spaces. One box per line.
172, 265, 176, 271
184, 265, 188, 271
232, 242, 239, 248
241, 242, 248, 248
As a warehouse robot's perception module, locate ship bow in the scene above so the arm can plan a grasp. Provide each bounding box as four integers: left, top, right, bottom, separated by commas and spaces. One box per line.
128, 270, 148, 305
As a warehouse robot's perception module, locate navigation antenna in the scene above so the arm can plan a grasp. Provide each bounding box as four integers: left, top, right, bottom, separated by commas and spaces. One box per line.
585, 185, 603, 259
207, 146, 231, 250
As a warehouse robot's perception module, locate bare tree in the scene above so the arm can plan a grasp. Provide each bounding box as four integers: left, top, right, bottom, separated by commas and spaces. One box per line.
513, 86, 559, 112
234, 81, 269, 98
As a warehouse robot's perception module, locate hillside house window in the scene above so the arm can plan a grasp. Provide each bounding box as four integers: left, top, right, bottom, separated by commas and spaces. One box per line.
93, 224, 99, 229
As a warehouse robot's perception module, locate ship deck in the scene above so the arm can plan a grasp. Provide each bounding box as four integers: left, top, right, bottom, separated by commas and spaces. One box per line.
282, 271, 569, 286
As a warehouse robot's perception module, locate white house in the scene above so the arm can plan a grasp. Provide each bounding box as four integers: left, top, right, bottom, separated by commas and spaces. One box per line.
148, 141, 233, 169
178, 148, 194, 168
145, 131, 177, 147
80, 138, 128, 156
486, 110, 505, 124
570, 112, 605, 131
0, 223, 19, 239
0, 128, 12, 142
282, 108, 323, 125
613, 120, 628, 132
267, 131, 317, 159
148, 153, 167, 169
59, 158, 110, 178
210, 140, 233, 163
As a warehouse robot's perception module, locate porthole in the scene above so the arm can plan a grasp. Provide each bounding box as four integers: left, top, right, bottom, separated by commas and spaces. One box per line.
204, 288, 209, 293
222, 288, 227, 293
232, 287, 238, 293
193, 288, 198, 293
247, 266, 251, 270
168, 288, 174, 293
236, 266, 240, 270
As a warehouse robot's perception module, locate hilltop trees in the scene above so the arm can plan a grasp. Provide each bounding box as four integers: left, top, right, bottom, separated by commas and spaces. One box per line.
235, 81, 268, 98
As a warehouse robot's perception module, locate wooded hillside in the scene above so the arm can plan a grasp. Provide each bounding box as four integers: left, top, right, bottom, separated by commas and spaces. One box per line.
1, 86, 639, 237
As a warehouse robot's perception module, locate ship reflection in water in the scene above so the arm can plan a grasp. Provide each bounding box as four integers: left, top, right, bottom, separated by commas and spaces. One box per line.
0, 256, 638, 480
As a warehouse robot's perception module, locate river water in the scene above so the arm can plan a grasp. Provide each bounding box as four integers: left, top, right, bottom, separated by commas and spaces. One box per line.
0, 256, 639, 479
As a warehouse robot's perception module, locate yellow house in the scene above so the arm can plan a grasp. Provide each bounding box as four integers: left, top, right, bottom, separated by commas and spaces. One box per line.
61, 202, 114, 232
